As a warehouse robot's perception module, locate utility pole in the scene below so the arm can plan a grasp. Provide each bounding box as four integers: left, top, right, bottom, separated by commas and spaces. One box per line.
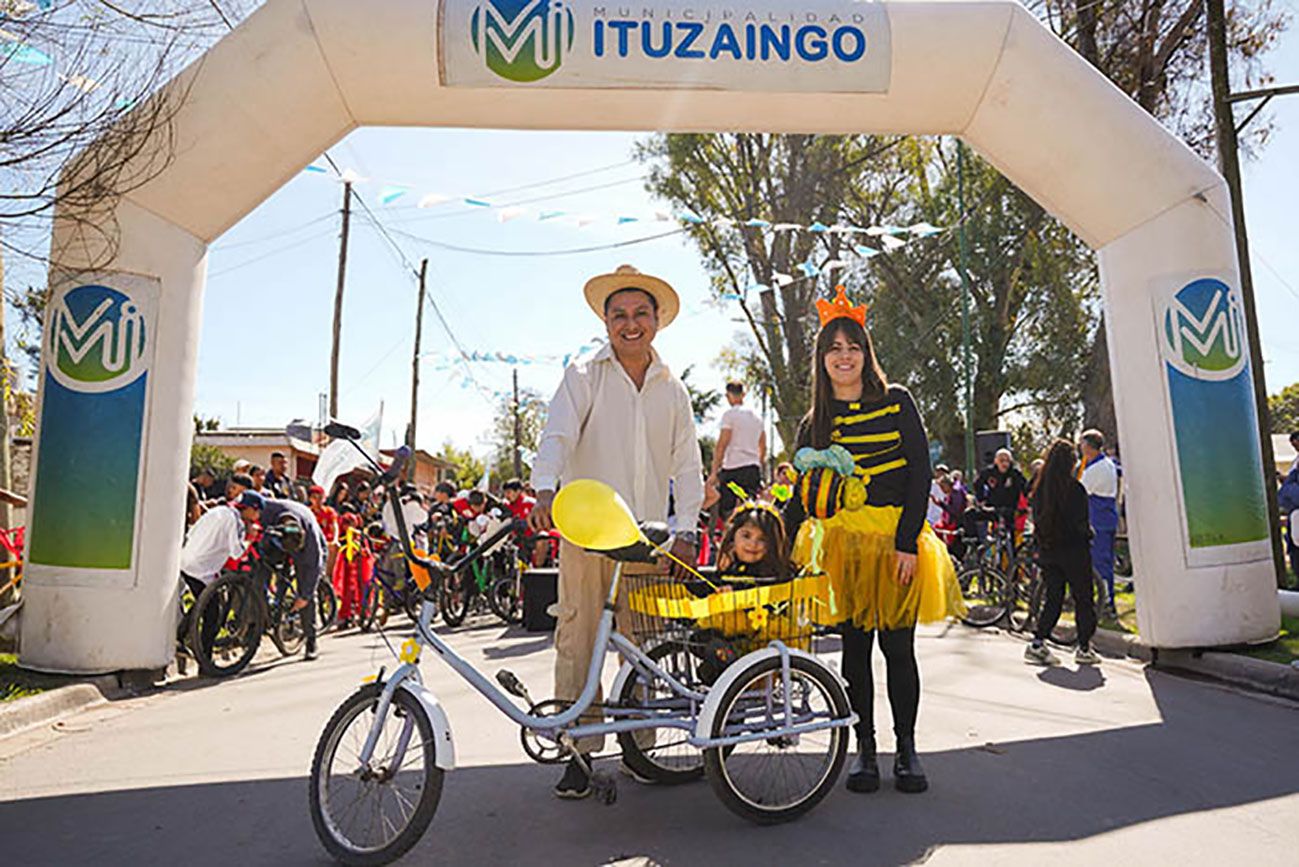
1207, 0, 1287, 583
957, 140, 976, 475
328, 181, 352, 420
407, 258, 428, 452
512, 366, 522, 479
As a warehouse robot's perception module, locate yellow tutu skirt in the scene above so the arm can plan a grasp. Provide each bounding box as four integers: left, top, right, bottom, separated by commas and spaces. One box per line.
792, 506, 965, 631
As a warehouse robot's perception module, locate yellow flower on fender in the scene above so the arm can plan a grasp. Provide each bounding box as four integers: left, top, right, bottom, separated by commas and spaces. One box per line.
748, 607, 770, 631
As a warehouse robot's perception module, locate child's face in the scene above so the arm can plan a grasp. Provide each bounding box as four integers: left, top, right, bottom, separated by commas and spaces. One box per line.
733, 523, 769, 565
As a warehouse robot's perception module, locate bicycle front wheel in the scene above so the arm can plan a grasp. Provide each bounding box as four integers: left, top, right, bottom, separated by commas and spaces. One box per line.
441, 571, 469, 628
191, 574, 263, 678
317, 582, 338, 632
704, 654, 849, 825
487, 571, 523, 625
958, 564, 1009, 628
310, 683, 443, 866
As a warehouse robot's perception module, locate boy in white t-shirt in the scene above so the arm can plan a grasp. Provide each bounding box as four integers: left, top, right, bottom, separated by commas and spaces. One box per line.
708, 381, 766, 517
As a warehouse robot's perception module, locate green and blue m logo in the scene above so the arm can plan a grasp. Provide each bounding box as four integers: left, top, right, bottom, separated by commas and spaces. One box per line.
1162, 277, 1246, 382
470, 0, 574, 82
46, 284, 149, 393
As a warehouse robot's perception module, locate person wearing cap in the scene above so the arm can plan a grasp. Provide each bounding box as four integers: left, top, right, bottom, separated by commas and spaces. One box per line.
529, 264, 704, 800
235, 491, 328, 660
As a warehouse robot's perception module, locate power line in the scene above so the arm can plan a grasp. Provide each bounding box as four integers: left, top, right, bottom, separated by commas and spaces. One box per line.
382, 174, 647, 224
378, 224, 688, 257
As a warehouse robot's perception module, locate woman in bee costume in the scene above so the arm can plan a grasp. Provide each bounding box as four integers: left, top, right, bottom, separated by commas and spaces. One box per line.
785, 286, 963, 796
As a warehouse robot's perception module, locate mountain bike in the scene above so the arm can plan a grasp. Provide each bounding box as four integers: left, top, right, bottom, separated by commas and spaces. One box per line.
440, 519, 525, 627
188, 524, 315, 677
307, 427, 855, 865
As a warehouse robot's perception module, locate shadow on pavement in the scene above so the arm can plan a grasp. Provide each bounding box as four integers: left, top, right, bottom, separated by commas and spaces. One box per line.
1036, 665, 1107, 692
2, 669, 1295, 866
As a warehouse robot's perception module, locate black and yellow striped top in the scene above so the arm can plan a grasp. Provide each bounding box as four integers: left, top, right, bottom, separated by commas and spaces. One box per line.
788, 385, 933, 554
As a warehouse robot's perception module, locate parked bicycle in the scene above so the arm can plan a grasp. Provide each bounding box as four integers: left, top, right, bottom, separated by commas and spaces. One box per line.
439, 518, 525, 627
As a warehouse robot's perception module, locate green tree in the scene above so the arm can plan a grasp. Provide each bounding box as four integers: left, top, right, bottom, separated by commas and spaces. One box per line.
1027, 0, 1291, 436
680, 365, 723, 424
189, 443, 234, 477
437, 440, 485, 490
487, 386, 547, 483
639, 133, 901, 448
1269, 383, 1299, 433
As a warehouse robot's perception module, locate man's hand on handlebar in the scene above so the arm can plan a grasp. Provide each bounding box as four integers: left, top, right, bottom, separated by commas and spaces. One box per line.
529, 490, 556, 533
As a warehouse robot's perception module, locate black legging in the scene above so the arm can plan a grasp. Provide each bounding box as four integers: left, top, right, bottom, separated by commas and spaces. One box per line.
1033, 552, 1097, 647
841, 625, 919, 744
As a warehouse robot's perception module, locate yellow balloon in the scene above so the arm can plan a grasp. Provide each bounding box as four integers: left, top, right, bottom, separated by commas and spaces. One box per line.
552, 479, 643, 550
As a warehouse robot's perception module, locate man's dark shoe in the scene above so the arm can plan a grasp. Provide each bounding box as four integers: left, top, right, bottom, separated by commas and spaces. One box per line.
304, 644, 319, 661
893, 737, 928, 793
554, 756, 592, 800
845, 740, 880, 793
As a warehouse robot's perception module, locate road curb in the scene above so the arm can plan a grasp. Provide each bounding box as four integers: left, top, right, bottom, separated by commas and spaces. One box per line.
0, 674, 121, 740
1090, 626, 1299, 702
1155, 648, 1299, 702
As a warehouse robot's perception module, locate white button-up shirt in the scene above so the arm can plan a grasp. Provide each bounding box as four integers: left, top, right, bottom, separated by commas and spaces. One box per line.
532, 342, 704, 530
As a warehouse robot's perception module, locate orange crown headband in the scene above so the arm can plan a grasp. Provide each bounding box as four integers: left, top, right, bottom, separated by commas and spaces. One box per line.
816, 285, 868, 328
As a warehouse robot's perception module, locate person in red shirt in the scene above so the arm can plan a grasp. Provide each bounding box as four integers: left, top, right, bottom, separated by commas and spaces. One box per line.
505, 478, 557, 567
309, 485, 340, 590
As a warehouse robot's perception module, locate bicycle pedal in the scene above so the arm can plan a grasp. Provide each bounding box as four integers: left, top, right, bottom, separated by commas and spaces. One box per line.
495, 669, 532, 704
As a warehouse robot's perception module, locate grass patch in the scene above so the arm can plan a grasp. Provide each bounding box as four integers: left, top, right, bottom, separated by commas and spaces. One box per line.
1235, 616, 1299, 666
0, 653, 77, 703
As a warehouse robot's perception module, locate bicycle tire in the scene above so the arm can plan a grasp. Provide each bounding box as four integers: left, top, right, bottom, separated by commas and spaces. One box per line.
309, 683, 443, 866
957, 564, 1010, 628
190, 573, 263, 678
487, 559, 523, 626
617, 641, 705, 784
317, 581, 339, 632
359, 582, 387, 633
441, 571, 470, 628
703, 654, 849, 825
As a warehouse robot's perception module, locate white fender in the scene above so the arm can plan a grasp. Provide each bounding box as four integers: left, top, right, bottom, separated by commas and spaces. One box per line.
401, 681, 457, 770
695, 646, 848, 741
609, 659, 641, 704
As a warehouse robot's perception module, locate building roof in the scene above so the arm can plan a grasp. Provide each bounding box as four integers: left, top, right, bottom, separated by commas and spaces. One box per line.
195, 429, 320, 456
380, 447, 456, 470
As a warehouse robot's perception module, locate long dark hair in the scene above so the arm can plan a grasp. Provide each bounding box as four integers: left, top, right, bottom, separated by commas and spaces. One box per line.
717, 506, 789, 581
803, 317, 889, 449
1031, 439, 1078, 544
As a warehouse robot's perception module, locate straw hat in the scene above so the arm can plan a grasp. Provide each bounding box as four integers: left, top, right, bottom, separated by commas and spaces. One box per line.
583, 264, 680, 329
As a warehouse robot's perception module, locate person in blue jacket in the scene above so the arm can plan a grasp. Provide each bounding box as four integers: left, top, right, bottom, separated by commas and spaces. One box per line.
1079, 430, 1119, 616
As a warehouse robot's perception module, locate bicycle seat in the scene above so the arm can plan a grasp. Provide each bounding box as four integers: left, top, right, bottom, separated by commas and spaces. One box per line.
596, 522, 671, 563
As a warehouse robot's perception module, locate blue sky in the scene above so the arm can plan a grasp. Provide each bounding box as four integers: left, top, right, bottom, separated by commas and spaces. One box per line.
11, 28, 1299, 463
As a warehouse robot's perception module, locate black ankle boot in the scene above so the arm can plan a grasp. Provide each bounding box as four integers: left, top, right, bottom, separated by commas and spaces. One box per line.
846, 737, 880, 793
893, 736, 928, 793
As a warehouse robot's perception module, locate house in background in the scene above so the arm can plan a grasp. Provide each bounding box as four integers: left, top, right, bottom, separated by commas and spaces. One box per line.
380, 447, 458, 493
194, 428, 320, 482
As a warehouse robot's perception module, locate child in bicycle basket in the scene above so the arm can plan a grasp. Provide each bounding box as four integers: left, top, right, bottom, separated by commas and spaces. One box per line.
684, 498, 798, 683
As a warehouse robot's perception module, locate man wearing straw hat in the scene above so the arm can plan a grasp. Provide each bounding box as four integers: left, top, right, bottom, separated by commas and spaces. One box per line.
530, 264, 704, 800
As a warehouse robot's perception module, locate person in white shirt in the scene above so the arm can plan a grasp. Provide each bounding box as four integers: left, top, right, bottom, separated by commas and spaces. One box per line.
529, 264, 703, 799
708, 381, 766, 518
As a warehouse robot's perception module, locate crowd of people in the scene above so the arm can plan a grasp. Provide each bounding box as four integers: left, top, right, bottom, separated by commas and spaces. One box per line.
179, 260, 1139, 805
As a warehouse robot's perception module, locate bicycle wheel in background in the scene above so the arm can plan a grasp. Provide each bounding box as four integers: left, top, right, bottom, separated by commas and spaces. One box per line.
1006, 561, 1038, 633
317, 581, 338, 632
270, 588, 307, 657
488, 556, 523, 625
191, 573, 263, 677
957, 564, 1009, 628
441, 570, 470, 627
310, 683, 443, 865
359, 582, 389, 632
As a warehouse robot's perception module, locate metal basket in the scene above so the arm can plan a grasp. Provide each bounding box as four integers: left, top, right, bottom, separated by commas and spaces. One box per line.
621, 573, 837, 684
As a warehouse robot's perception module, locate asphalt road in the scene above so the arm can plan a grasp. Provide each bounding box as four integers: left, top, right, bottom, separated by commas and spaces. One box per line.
1, 616, 1297, 866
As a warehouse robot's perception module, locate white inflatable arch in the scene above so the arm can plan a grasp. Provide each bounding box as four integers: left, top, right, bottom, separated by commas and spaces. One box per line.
23, 0, 1278, 671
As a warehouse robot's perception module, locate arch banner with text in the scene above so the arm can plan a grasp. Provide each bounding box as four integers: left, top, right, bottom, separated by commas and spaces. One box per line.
21, 0, 1278, 672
